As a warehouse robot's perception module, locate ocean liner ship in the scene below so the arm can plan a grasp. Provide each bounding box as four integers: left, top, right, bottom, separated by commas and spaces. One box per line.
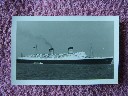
17, 47, 113, 64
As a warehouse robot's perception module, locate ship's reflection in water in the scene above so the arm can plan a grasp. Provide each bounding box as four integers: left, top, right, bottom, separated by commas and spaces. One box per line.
16, 63, 114, 80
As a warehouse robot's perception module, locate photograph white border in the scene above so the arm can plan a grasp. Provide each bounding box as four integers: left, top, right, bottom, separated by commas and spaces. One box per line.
11, 16, 119, 85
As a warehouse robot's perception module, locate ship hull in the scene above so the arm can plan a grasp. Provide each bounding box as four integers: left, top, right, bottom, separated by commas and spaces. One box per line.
17, 58, 113, 64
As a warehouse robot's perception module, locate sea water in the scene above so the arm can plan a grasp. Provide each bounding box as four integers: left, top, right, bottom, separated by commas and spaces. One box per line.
16, 63, 114, 80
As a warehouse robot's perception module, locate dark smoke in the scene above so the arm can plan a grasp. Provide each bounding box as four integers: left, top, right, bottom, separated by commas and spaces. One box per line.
35, 35, 52, 48
21, 30, 52, 48
42, 37, 52, 48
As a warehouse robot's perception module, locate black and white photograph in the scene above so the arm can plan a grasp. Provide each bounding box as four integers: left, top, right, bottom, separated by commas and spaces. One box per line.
11, 16, 119, 85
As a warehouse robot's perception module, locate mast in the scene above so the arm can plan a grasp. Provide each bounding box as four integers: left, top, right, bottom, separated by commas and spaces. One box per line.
33, 44, 38, 54
21, 52, 23, 57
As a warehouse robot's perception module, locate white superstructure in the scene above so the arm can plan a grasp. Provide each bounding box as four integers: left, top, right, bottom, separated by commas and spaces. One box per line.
18, 52, 87, 60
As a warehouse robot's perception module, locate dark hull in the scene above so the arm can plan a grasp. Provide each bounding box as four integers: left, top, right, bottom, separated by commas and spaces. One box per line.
17, 58, 113, 64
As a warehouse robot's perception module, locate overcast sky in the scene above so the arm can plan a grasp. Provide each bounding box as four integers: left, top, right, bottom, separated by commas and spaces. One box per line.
16, 21, 114, 58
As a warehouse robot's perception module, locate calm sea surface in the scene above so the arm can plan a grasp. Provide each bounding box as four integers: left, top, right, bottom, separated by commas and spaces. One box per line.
16, 63, 114, 80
